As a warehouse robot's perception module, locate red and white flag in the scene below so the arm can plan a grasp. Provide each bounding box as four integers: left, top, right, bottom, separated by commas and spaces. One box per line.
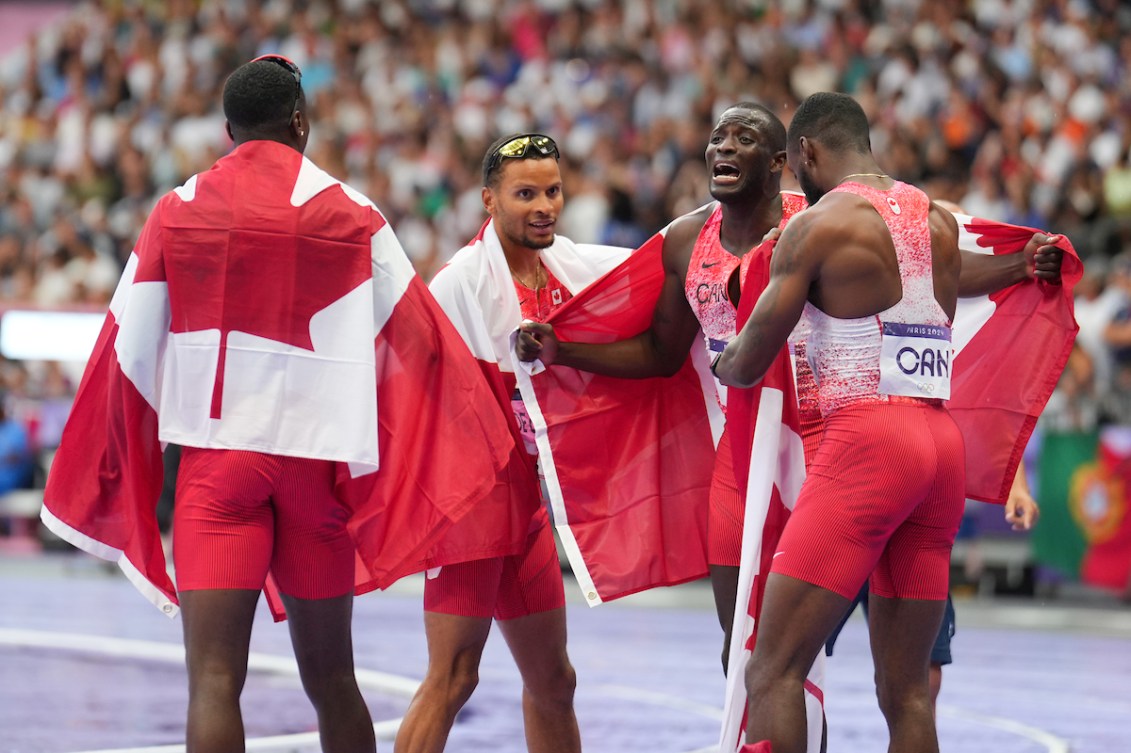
41, 142, 513, 616
950, 215, 1082, 503
719, 239, 819, 753
505, 227, 720, 605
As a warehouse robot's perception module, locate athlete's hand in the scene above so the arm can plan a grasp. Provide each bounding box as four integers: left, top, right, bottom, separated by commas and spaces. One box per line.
1004, 489, 1040, 531
516, 320, 559, 365
1023, 233, 1064, 285
762, 226, 782, 244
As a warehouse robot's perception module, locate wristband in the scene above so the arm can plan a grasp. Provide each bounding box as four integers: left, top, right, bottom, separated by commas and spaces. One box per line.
710, 352, 723, 377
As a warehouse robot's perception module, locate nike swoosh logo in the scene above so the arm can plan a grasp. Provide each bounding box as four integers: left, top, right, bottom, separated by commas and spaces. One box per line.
773, 551, 785, 559
701, 261, 720, 268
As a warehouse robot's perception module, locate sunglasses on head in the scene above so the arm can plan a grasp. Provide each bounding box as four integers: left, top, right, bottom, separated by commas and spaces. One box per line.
485, 134, 560, 179
251, 54, 302, 122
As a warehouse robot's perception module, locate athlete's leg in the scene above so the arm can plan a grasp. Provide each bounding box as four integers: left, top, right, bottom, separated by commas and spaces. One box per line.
174, 450, 274, 753
493, 514, 577, 753
928, 594, 956, 708
711, 564, 741, 673
709, 427, 744, 674
394, 611, 493, 753
498, 608, 580, 753
743, 573, 852, 753
867, 594, 947, 753
280, 591, 374, 753
180, 589, 260, 753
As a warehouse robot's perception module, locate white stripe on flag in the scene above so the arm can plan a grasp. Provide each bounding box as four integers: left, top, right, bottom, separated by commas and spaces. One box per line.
510, 331, 603, 607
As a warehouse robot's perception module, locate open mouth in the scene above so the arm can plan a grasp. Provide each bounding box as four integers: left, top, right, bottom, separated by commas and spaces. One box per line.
712, 163, 741, 183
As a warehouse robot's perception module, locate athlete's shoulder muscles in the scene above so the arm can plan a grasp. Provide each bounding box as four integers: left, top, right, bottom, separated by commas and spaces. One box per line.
768, 203, 829, 283
661, 205, 713, 277
928, 202, 962, 268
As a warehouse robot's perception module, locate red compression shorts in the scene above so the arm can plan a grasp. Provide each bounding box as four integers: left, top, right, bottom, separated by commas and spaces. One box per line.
708, 425, 743, 567
172, 447, 354, 600
424, 505, 565, 620
770, 400, 965, 600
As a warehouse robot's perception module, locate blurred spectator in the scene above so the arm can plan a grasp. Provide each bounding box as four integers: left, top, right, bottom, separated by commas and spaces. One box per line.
0, 395, 34, 495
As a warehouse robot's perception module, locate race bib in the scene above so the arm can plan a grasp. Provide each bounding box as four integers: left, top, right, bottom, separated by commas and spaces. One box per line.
511, 389, 538, 455
708, 337, 729, 410
878, 322, 952, 399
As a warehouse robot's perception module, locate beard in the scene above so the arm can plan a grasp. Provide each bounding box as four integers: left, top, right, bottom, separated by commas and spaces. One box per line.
500, 223, 555, 250
798, 172, 824, 206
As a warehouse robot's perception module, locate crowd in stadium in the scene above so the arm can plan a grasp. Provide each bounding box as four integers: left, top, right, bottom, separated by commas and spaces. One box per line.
0, 0, 1128, 450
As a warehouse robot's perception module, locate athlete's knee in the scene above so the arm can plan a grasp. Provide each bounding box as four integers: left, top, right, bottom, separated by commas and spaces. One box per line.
875, 675, 932, 722
423, 644, 484, 712
743, 648, 808, 701
300, 667, 364, 710
525, 655, 577, 708
187, 656, 248, 701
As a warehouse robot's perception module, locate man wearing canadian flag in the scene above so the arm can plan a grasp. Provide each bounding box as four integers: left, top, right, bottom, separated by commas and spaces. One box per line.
40, 57, 514, 752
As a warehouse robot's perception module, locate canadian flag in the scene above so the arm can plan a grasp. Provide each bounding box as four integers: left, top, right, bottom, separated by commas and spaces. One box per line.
429, 218, 712, 585
41, 141, 513, 616
514, 228, 721, 604
949, 215, 1082, 503
719, 237, 820, 753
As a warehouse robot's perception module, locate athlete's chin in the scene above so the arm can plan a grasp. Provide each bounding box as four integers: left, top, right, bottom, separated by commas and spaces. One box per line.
709, 181, 744, 201
524, 233, 556, 249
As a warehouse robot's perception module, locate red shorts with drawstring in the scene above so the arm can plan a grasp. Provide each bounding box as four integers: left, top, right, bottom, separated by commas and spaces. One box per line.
423, 505, 565, 620
172, 447, 355, 599
770, 400, 965, 600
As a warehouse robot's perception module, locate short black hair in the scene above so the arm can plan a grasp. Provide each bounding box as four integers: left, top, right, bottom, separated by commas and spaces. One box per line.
726, 101, 787, 153
482, 133, 560, 188
222, 60, 301, 133
787, 92, 871, 154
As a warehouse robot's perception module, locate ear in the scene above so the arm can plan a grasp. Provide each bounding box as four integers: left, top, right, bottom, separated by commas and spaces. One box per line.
770, 149, 787, 174
482, 186, 494, 216
225, 121, 234, 142
291, 110, 306, 140
798, 136, 816, 166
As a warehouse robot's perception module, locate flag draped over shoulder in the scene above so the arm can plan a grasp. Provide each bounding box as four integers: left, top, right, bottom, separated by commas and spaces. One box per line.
951, 215, 1082, 503
41, 142, 513, 617
510, 228, 721, 605
719, 239, 820, 753
426, 220, 632, 566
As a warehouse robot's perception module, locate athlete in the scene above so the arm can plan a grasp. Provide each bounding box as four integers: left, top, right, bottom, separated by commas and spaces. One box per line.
714, 91, 967, 753
394, 133, 621, 753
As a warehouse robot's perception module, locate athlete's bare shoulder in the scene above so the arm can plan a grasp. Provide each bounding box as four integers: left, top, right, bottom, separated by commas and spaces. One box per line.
781, 193, 863, 254
661, 203, 714, 277
927, 200, 960, 241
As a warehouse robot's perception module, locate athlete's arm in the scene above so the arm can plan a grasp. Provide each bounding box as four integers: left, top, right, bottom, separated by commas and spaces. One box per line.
714, 210, 821, 388
957, 231, 1063, 297
515, 212, 706, 378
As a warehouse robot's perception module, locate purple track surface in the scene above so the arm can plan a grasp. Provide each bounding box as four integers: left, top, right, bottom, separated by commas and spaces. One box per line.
1, 552, 1129, 753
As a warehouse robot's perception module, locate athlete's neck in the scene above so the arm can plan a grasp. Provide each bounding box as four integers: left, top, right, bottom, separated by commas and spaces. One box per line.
833, 159, 890, 187
718, 191, 783, 255
503, 247, 544, 287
